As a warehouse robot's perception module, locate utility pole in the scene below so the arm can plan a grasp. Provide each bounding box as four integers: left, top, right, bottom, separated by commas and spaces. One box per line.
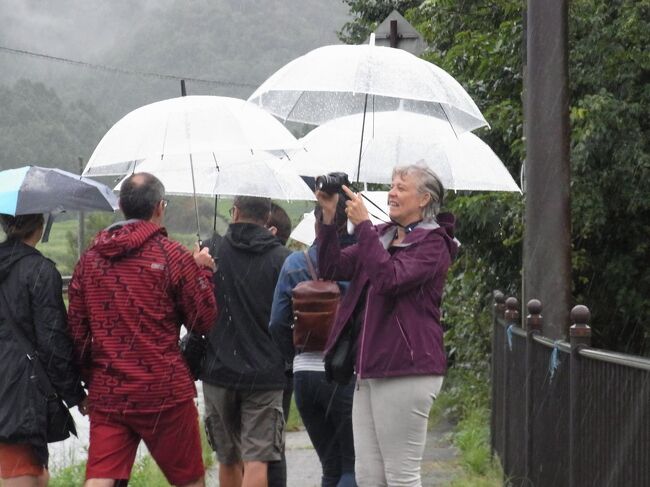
524, 0, 571, 339
78, 156, 85, 258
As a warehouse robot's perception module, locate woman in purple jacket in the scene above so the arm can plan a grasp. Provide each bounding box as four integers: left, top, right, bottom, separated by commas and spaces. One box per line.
316, 163, 458, 487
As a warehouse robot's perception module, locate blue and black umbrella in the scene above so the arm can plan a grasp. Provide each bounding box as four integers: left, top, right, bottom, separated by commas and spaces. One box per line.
0, 166, 118, 216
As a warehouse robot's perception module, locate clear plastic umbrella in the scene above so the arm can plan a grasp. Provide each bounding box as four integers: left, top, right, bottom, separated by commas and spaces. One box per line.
83, 95, 301, 238
290, 111, 521, 193
115, 154, 316, 202
84, 96, 300, 177
248, 35, 488, 136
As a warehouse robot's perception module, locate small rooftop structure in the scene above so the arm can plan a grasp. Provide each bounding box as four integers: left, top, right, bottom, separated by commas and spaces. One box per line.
370, 10, 425, 56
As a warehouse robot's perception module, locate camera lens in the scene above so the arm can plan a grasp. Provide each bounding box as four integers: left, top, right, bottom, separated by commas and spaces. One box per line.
316, 172, 350, 195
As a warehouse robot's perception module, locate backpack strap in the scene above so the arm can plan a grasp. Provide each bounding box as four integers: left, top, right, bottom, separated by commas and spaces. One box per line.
303, 250, 318, 281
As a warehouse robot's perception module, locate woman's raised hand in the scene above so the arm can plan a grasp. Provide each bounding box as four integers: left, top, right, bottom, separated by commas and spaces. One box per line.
342, 186, 370, 225
315, 189, 339, 224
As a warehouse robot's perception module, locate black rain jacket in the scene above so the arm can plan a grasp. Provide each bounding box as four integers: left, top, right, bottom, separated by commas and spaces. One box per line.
0, 239, 85, 446
201, 223, 290, 390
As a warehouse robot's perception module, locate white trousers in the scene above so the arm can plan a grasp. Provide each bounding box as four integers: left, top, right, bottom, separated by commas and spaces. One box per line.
352, 375, 444, 487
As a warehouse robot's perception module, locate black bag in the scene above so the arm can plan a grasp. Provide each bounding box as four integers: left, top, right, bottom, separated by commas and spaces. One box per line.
155, 238, 210, 381
324, 284, 367, 385
0, 287, 77, 443
324, 321, 357, 385
46, 397, 76, 443
180, 332, 207, 380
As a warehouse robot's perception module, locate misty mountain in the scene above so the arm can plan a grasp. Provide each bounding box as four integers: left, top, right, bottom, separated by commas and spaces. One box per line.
0, 0, 350, 171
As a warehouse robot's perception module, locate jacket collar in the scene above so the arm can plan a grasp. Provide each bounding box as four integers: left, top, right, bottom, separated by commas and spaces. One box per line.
376, 218, 440, 250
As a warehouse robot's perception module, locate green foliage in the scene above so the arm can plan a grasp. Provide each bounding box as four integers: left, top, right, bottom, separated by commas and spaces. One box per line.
568, 0, 650, 353
454, 407, 493, 476
286, 396, 304, 432
0, 80, 108, 172
37, 219, 79, 276
127, 456, 173, 487
430, 369, 503, 486
65, 212, 117, 266
48, 462, 86, 487
340, 0, 650, 354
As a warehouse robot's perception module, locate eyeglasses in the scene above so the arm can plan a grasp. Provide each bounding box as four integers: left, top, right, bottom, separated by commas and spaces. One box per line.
161, 199, 169, 209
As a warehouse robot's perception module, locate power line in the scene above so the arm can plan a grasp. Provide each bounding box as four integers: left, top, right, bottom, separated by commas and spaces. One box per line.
0, 45, 259, 89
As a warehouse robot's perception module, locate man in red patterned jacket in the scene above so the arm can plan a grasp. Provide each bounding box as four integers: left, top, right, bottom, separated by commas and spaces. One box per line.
68, 172, 217, 487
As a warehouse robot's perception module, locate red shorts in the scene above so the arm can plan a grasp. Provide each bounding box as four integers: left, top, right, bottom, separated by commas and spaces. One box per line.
0, 443, 46, 479
86, 399, 204, 485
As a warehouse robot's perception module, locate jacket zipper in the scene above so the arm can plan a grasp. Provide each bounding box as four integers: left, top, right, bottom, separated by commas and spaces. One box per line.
396, 315, 415, 363
357, 284, 371, 379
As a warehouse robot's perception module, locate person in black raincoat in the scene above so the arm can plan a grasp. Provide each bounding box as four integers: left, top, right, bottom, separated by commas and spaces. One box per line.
0, 214, 86, 486
201, 196, 290, 487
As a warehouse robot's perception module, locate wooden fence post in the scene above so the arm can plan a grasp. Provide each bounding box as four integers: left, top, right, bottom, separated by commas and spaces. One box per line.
503, 296, 519, 478
525, 299, 543, 483
491, 290, 506, 456
569, 305, 592, 487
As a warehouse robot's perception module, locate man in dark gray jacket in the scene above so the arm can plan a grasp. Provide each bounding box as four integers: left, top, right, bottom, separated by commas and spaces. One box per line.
201, 196, 290, 487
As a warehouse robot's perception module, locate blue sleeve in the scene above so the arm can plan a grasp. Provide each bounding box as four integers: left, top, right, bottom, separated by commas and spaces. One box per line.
269, 253, 311, 363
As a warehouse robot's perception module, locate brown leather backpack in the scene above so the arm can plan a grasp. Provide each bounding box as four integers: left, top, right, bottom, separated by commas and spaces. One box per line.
291, 251, 341, 353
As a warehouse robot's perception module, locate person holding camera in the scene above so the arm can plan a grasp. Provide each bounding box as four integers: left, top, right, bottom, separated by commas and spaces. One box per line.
316, 163, 458, 487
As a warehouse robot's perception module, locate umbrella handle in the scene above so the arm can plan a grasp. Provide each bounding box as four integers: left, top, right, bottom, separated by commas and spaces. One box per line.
41, 213, 55, 243
347, 219, 355, 236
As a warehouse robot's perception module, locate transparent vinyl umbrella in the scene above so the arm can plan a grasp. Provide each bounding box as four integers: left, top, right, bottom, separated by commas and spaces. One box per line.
249, 35, 488, 185
290, 111, 521, 193
249, 34, 488, 135
84, 95, 302, 238
115, 154, 316, 202
84, 96, 300, 177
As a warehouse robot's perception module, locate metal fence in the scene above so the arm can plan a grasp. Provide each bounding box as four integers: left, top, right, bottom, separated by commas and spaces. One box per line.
491, 292, 650, 487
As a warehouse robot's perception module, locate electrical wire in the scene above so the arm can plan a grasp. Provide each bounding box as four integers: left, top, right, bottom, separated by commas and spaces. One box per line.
0, 45, 258, 88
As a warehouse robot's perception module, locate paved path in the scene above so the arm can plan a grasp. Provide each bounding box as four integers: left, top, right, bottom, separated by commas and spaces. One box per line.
206, 429, 322, 486
50, 385, 461, 486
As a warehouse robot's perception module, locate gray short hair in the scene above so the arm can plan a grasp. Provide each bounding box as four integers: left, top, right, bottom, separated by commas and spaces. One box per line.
392, 162, 445, 219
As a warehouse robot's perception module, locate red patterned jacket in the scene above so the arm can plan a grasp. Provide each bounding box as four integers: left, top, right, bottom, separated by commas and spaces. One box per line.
68, 220, 217, 413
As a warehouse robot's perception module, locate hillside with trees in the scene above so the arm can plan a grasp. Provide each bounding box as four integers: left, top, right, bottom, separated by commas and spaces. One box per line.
0, 0, 349, 171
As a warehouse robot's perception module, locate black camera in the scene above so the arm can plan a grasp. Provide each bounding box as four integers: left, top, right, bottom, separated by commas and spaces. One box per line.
315, 172, 351, 195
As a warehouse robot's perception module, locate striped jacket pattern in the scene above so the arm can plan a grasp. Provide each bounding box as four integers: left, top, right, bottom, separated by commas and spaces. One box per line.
68, 220, 217, 413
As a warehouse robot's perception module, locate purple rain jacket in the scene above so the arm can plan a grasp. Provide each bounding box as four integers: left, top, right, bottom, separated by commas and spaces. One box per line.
318, 213, 458, 379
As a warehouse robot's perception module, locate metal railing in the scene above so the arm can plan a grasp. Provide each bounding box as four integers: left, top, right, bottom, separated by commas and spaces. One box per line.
491, 292, 650, 486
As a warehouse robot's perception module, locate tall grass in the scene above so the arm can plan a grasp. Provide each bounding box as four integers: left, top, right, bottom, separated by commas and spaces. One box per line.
431, 368, 504, 487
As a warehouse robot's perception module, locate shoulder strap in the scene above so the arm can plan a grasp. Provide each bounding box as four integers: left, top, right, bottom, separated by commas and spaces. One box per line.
303, 250, 318, 281
0, 276, 58, 399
